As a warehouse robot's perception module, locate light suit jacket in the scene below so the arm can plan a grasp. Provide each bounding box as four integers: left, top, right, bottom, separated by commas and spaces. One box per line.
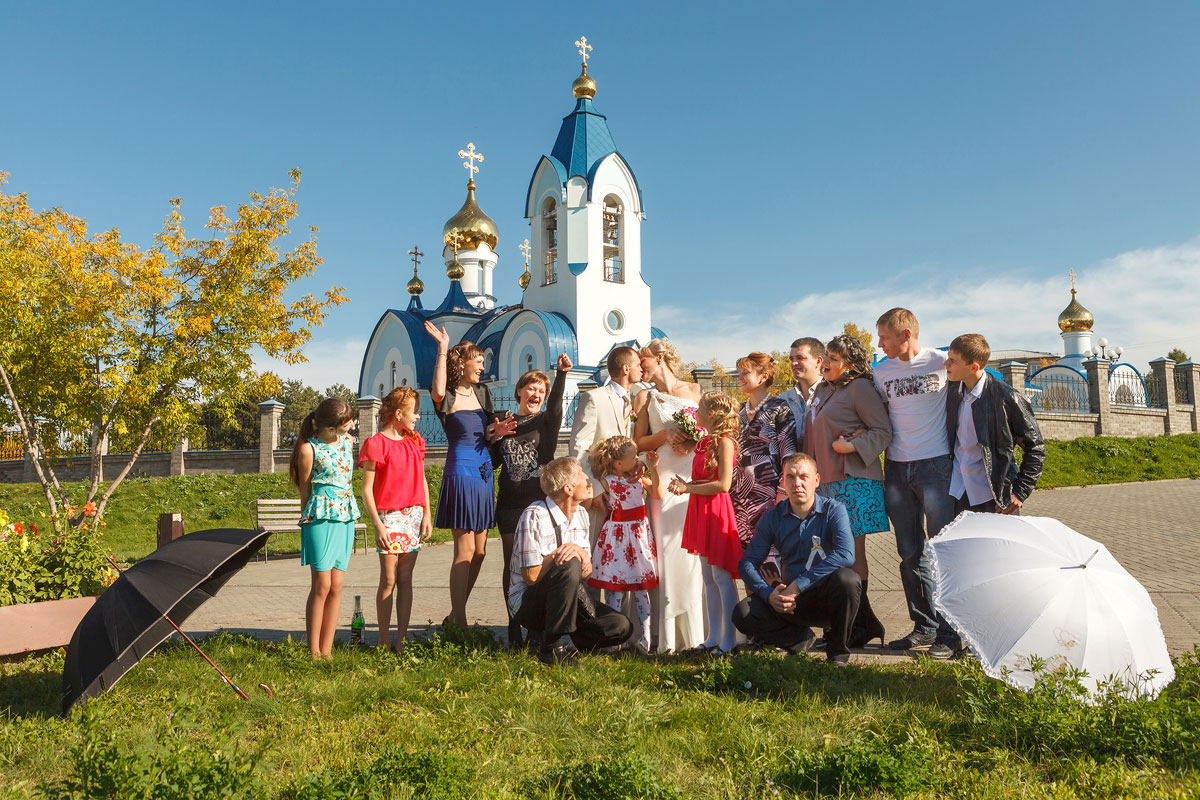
569, 382, 633, 490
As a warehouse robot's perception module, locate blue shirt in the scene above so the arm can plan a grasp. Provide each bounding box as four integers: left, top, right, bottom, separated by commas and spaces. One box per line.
739, 495, 855, 601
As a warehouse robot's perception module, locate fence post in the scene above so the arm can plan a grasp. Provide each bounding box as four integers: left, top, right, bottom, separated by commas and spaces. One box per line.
1179, 361, 1200, 433
1083, 358, 1111, 436
357, 395, 381, 443
1149, 357, 1179, 434
691, 366, 715, 393
258, 399, 284, 474
998, 361, 1028, 399
169, 438, 188, 477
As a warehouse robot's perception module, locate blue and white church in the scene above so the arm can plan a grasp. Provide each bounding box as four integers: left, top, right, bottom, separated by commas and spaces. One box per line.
358, 41, 665, 420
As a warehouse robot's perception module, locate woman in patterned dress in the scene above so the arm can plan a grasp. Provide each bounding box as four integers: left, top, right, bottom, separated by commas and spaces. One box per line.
804, 334, 892, 647
730, 352, 796, 555
289, 397, 360, 659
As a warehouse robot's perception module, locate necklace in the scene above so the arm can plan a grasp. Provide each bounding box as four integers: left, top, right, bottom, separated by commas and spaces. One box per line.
745, 395, 766, 419
454, 386, 473, 396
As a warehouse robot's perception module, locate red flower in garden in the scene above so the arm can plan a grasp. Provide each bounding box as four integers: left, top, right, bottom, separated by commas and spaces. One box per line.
83, 501, 97, 516
29, 524, 37, 534
12, 522, 22, 536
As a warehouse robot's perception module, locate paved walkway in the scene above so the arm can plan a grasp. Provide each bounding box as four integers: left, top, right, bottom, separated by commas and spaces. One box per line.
185, 479, 1200, 660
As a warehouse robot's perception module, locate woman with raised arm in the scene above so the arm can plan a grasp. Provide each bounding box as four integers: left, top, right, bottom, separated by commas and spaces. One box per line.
804, 333, 892, 648
424, 321, 517, 628
491, 352, 572, 647
632, 338, 705, 652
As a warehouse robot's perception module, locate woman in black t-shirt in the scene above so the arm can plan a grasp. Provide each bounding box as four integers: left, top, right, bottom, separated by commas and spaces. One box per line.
492, 352, 572, 646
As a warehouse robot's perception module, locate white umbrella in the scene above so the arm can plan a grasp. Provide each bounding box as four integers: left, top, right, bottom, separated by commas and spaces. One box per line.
926, 512, 1175, 699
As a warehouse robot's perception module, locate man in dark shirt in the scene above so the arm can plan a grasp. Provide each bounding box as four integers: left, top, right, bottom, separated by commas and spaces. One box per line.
733, 452, 861, 665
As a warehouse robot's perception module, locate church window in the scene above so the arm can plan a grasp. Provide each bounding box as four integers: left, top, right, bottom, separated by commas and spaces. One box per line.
603, 196, 623, 283
605, 309, 625, 333
390, 361, 397, 389
542, 197, 558, 285
378, 383, 385, 397
525, 354, 534, 372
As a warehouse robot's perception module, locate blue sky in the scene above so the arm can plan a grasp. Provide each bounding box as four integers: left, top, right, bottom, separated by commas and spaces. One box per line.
4, 1, 1199, 386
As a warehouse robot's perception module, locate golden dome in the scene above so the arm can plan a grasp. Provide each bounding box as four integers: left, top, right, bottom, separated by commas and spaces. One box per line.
1058, 289, 1094, 332
406, 266, 424, 296
446, 256, 465, 282
572, 64, 596, 99
518, 268, 531, 290
442, 181, 498, 251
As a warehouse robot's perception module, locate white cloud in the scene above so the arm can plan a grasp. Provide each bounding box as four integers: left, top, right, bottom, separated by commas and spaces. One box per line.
253, 337, 368, 390
656, 238, 1200, 368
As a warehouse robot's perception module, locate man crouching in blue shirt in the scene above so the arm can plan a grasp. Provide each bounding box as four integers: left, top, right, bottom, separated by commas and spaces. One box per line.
733, 452, 861, 666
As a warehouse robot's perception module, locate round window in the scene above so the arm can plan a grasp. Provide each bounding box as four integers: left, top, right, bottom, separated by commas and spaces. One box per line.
605, 309, 625, 333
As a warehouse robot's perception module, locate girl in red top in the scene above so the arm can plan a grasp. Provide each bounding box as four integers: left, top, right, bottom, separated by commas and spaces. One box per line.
669, 391, 742, 655
359, 387, 431, 652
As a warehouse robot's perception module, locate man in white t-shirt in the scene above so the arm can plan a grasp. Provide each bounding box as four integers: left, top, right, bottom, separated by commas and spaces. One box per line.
873, 308, 959, 660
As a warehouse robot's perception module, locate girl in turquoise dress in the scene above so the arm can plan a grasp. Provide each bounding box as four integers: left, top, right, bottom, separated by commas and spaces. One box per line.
289, 397, 360, 659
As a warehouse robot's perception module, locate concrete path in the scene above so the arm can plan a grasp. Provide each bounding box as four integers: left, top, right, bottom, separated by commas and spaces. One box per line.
185, 479, 1200, 661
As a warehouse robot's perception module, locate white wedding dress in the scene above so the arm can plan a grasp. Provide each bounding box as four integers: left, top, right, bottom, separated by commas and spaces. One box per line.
644, 388, 705, 652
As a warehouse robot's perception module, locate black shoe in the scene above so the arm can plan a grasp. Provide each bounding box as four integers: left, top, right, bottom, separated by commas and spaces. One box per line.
537, 642, 577, 666
781, 628, 817, 656
507, 622, 524, 649
888, 630, 937, 651
828, 653, 851, 668
928, 638, 963, 661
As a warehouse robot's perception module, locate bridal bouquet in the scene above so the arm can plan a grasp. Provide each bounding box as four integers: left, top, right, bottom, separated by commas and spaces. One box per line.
671, 406, 706, 442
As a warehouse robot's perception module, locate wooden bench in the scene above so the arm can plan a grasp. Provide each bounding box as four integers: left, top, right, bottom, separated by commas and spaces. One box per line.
249, 498, 369, 561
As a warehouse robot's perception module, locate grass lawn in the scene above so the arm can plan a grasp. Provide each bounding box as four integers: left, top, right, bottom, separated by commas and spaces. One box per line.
1, 634, 1197, 799
0, 433, 1197, 564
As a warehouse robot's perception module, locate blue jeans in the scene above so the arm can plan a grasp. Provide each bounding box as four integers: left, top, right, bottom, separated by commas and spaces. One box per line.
885, 455, 957, 638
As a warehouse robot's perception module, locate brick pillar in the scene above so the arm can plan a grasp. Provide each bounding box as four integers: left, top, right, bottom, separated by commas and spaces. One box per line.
258, 400, 284, 473
169, 438, 188, 477
357, 396, 381, 450
1084, 358, 1111, 436
577, 380, 599, 393
1179, 362, 1200, 433
691, 366, 715, 393
1149, 357, 1183, 435
998, 361, 1029, 399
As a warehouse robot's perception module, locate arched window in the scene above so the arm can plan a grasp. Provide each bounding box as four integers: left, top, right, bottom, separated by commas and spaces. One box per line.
378, 383, 385, 397
525, 353, 534, 372
541, 197, 558, 285
603, 195, 623, 283
390, 361, 397, 390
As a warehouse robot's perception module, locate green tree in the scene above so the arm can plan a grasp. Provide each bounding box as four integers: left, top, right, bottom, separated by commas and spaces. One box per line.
1168, 348, 1190, 363
0, 170, 346, 526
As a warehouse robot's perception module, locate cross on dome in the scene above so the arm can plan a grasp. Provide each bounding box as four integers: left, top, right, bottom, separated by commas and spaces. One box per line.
518, 238, 531, 268
575, 36, 592, 65
458, 142, 484, 187
408, 245, 423, 268
1068, 268, 1078, 291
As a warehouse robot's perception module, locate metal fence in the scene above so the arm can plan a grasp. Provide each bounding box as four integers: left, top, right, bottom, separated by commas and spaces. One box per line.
1108, 364, 1150, 407
1026, 369, 1090, 414
1175, 369, 1194, 405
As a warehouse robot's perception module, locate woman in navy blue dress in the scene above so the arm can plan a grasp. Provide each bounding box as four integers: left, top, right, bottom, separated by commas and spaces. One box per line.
425, 321, 517, 627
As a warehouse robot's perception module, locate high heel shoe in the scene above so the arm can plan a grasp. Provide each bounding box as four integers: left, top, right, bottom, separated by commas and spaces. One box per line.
847, 581, 885, 649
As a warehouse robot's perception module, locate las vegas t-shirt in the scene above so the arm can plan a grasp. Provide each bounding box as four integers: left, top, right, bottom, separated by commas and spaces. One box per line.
872, 347, 950, 462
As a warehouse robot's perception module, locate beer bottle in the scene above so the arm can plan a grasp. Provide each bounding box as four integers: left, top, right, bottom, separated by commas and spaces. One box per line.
350, 595, 365, 645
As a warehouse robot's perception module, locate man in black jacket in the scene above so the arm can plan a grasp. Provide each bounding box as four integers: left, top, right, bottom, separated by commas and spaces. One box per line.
944, 334, 1045, 515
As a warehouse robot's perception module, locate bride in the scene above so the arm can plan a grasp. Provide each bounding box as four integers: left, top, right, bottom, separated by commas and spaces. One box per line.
633, 338, 705, 652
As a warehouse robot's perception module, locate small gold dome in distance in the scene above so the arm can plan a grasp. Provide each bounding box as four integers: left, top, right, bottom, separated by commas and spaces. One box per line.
1058, 289, 1095, 333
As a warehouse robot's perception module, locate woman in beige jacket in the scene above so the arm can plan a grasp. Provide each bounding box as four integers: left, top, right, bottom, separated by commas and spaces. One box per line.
804, 334, 892, 647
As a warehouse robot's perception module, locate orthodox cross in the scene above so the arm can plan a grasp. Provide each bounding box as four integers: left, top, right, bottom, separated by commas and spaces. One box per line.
458, 142, 484, 185
1068, 269, 1078, 291
447, 230, 463, 256
408, 245, 423, 270
575, 36, 592, 66
519, 239, 531, 269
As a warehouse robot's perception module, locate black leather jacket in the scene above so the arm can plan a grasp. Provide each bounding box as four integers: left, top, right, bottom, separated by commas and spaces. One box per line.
946, 375, 1045, 507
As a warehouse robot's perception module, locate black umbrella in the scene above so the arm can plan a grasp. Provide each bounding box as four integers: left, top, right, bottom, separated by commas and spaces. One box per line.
62, 527, 272, 713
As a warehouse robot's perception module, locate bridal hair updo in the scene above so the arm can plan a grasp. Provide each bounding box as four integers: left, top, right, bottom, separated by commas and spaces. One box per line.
446, 340, 484, 390
639, 338, 682, 378
824, 334, 873, 386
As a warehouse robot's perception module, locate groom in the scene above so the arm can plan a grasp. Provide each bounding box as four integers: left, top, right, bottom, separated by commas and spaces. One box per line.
570, 346, 643, 544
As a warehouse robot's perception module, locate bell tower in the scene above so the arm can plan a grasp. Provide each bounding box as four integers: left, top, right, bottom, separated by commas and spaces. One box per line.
522, 37, 651, 367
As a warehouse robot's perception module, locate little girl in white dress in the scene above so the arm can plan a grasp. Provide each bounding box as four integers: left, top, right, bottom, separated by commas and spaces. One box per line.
587, 435, 665, 653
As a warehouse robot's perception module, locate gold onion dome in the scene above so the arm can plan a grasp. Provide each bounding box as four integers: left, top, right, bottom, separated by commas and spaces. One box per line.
518, 269, 531, 290
572, 64, 596, 99
1058, 289, 1094, 332
406, 267, 424, 296
442, 181, 498, 251
446, 257, 465, 281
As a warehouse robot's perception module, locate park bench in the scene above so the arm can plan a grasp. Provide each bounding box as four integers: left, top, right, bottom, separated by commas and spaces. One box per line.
249, 497, 369, 561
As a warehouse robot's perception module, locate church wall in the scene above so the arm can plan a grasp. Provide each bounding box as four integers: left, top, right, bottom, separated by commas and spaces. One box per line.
360, 316, 420, 397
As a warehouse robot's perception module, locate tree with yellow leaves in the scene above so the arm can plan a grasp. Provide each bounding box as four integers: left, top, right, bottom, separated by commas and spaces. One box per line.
0, 169, 346, 526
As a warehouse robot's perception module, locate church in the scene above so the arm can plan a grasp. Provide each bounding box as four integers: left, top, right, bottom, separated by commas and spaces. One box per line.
357, 39, 665, 425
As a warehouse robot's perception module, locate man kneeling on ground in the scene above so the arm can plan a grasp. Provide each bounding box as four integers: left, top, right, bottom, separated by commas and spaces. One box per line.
733, 452, 861, 666
508, 456, 633, 665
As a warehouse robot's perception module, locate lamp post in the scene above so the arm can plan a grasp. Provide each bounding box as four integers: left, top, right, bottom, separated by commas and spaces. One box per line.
1089, 337, 1124, 362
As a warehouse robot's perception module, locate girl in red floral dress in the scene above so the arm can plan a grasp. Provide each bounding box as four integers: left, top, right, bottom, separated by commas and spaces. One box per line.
588, 435, 665, 653
670, 391, 743, 655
